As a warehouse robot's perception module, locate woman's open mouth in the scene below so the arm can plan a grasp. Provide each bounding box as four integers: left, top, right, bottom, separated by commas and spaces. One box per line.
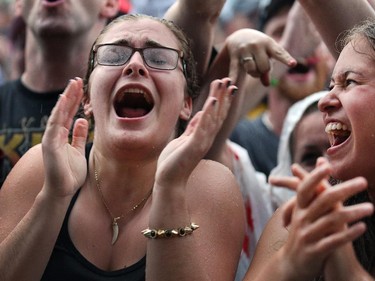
114, 88, 154, 118
325, 122, 351, 147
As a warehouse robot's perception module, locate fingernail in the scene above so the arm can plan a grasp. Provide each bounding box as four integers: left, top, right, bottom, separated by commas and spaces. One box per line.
289, 59, 297, 66
218, 81, 223, 89
231, 86, 238, 96
226, 80, 232, 88
211, 98, 218, 107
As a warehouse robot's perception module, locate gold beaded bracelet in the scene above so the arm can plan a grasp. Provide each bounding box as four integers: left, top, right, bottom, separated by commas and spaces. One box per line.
141, 223, 199, 239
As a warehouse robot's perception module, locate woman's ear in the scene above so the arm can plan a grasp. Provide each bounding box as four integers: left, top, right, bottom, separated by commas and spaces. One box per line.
179, 96, 192, 120
100, 0, 119, 19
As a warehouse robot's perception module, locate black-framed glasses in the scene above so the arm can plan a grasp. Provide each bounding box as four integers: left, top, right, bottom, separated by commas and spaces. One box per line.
93, 44, 184, 71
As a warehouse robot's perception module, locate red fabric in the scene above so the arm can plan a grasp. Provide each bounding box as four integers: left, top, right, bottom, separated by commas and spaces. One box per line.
119, 0, 131, 13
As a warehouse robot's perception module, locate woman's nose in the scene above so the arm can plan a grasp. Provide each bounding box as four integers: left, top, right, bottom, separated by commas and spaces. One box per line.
318, 90, 341, 113
122, 51, 148, 77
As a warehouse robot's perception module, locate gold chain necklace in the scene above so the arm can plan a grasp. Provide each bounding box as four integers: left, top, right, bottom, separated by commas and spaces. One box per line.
93, 157, 152, 245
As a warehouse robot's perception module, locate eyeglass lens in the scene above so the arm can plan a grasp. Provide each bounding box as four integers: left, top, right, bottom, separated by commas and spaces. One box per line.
96, 45, 179, 70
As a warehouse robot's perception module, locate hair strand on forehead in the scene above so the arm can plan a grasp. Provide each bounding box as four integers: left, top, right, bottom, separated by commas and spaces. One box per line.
336, 19, 375, 58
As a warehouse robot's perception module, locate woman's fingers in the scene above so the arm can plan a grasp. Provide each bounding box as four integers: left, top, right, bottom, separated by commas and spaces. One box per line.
190, 78, 236, 139
157, 78, 236, 184
283, 199, 372, 269
43, 78, 84, 148
306, 177, 368, 222
65, 78, 84, 130
174, 78, 236, 158
70, 118, 89, 155
304, 203, 373, 242
242, 39, 296, 86
315, 156, 328, 167
269, 175, 300, 190
41, 77, 88, 195
309, 221, 368, 255
227, 29, 296, 86
281, 197, 297, 226
293, 163, 331, 208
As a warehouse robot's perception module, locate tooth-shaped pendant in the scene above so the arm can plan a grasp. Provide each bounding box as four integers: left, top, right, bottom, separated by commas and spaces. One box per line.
112, 220, 119, 245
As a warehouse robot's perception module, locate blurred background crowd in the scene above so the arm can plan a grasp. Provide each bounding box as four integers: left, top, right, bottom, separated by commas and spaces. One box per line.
0, 0, 269, 86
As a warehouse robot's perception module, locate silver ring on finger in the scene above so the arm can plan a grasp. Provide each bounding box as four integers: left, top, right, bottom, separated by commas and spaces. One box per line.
241, 56, 255, 64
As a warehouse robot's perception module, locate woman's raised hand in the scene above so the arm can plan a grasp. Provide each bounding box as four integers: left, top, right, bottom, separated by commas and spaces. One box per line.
42, 78, 89, 198
269, 159, 373, 279
155, 77, 236, 187
224, 28, 297, 86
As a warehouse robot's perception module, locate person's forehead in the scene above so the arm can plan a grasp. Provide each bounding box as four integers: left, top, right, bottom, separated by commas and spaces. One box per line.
343, 37, 374, 56
99, 18, 180, 48
334, 38, 375, 75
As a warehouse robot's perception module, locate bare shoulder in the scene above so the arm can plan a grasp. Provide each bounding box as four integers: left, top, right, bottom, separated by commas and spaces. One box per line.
186, 159, 245, 234
188, 159, 243, 206
186, 159, 245, 278
0, 144, 45, 239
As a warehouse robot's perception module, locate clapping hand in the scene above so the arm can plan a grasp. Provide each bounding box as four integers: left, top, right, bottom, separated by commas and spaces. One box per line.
42, 78, 89, 198
269, 158, 374, 279
156, 77, 236, 187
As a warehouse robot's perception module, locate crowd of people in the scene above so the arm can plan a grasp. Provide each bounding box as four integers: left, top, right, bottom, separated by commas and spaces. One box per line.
1, 0, 375, 280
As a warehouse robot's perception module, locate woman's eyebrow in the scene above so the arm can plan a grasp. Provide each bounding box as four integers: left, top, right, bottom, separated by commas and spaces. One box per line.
104, 39, 130, 45
104, 39, 167, 48
144, 39, 166, 48
330, 70, 359, 83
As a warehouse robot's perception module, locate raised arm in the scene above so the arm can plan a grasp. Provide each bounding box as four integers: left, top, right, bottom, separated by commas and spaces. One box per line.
298, 0, 375, 59
146, 78, 245, 281
164, 0, 226, 82
0, 79, 88, 281
200, 28, 296, 165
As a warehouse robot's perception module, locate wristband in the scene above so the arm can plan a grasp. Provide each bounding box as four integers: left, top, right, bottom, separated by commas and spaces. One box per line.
141, 223, 199, 239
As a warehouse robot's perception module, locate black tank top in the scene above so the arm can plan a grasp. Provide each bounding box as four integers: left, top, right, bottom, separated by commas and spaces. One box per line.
41, 190, 146, 281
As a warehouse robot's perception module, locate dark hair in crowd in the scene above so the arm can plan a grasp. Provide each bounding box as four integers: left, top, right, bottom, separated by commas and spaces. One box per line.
257, 0, 295, 31
337, 18, 375, 59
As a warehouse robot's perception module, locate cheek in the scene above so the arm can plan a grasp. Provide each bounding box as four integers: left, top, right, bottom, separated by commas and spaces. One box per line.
350, 98, 375, 138
341, 99, 375, 179
159, 76, 187, 107
88, 69, 117, 113
90, 67, 118, 94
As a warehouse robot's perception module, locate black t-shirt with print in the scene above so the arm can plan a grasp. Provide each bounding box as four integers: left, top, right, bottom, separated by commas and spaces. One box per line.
0, 79, 62, 186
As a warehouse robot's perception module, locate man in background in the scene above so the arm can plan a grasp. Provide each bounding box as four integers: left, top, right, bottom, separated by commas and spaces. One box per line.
230, 0, 333, 178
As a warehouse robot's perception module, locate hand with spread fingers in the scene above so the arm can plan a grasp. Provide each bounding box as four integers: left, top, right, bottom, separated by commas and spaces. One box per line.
155, 77, 237, 187
42, 78, 89, 198
267, 158, 374, 280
